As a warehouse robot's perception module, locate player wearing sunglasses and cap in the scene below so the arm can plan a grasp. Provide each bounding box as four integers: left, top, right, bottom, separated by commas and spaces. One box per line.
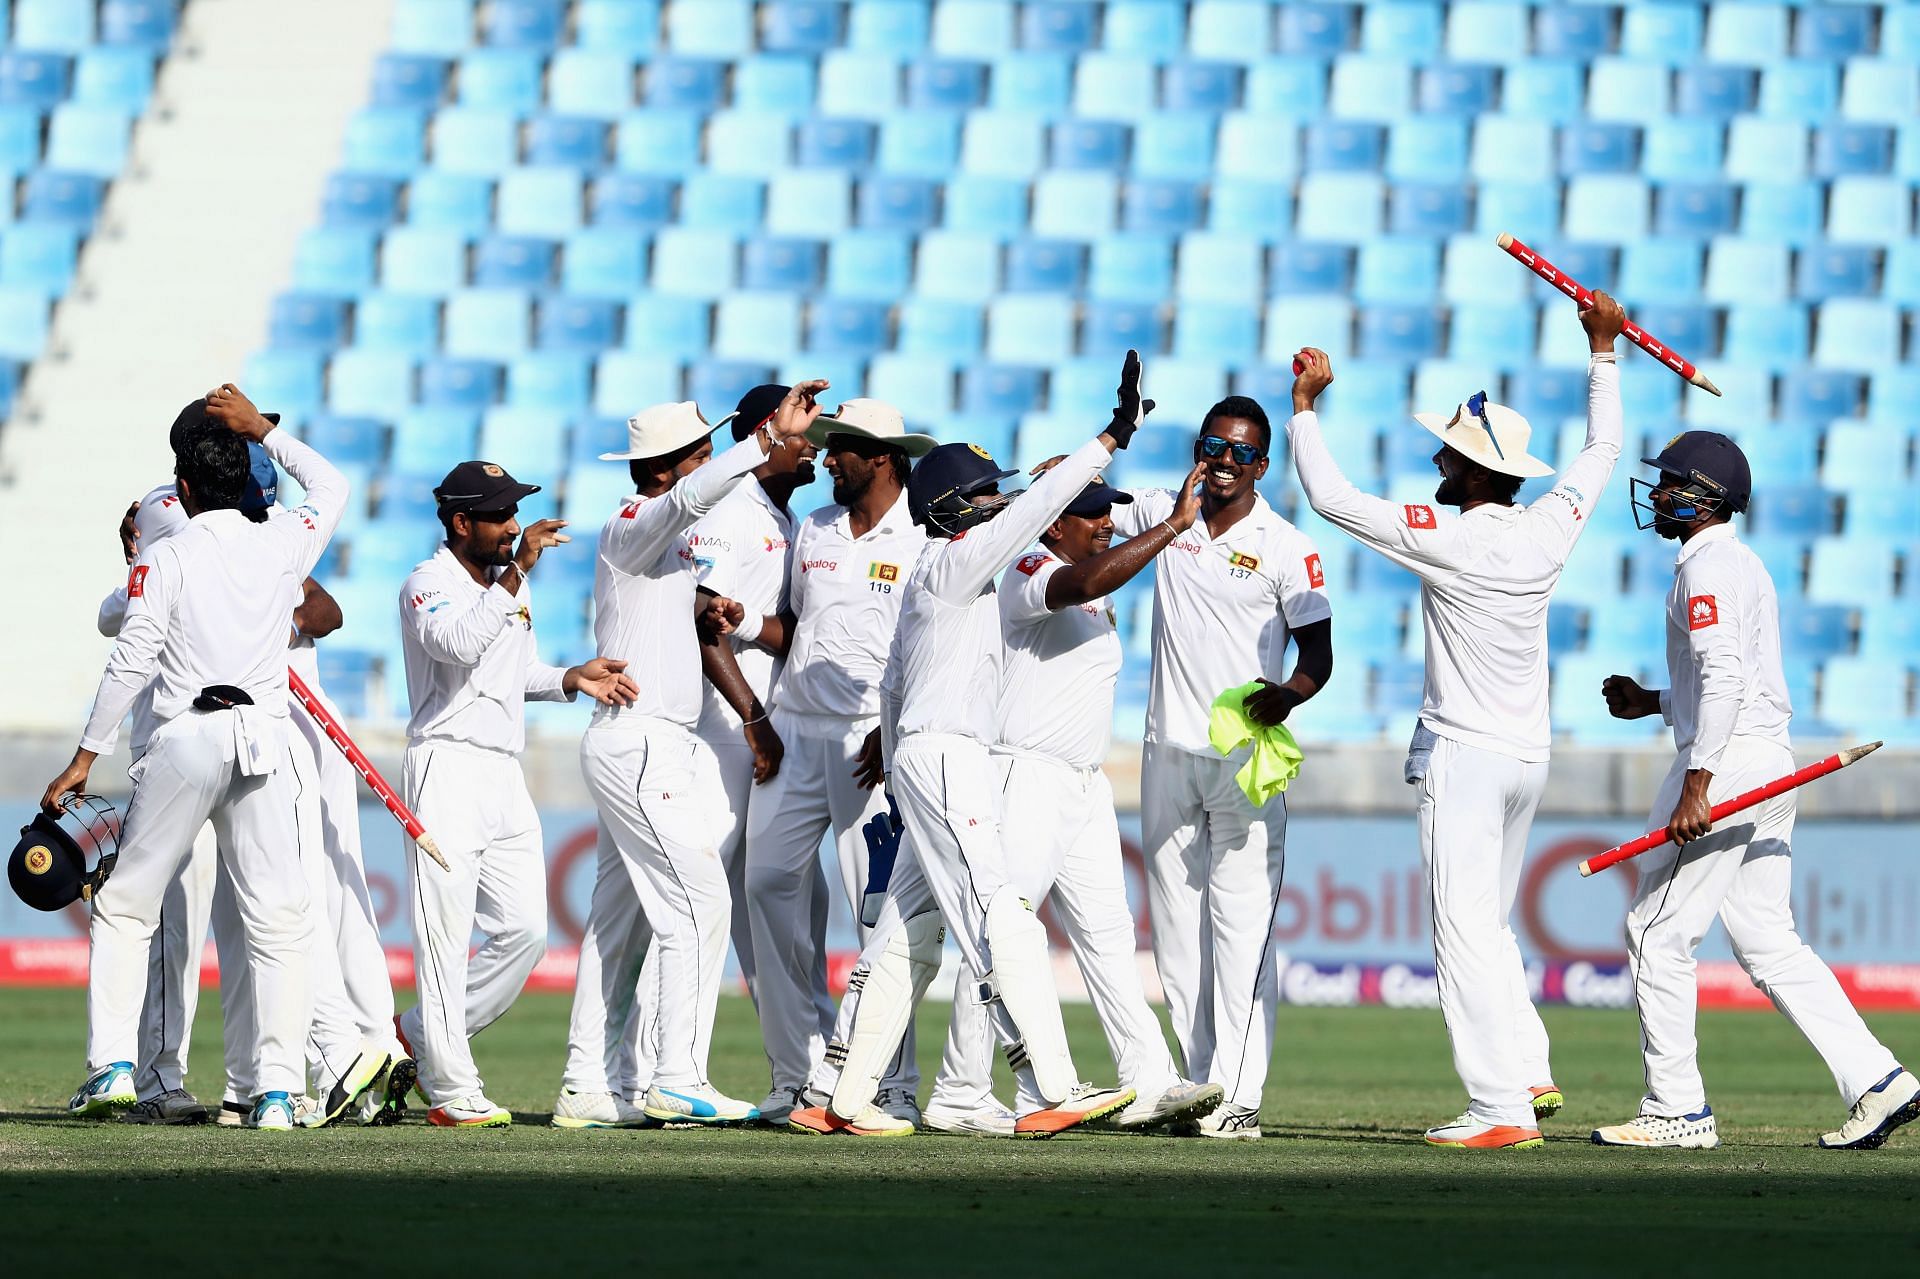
1285, 293, 1629, 1150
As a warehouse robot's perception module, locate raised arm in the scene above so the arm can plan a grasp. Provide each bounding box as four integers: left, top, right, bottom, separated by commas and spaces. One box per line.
400, 572, 512, 669
1045, 464, 1204, 610
294, 577, 343, 640
202, 384, 351, 576
1534, 297, 1626, 557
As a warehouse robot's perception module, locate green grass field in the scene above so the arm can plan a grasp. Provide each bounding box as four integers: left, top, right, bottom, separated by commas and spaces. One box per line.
3, 989, 1916, 1275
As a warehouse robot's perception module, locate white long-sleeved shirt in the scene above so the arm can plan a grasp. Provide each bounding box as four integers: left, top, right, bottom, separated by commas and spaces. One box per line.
589, 435, 767, 730
885, 438, 1112, 747
1655, 521, 1792, 771
1287, 354, 1623, 762
771, 489, 924, 721
1111, 490, 1332, 757
399, 546, 571, 754
97, 484, 195, 756
80, 430, 348, 755
995, 549, 1122, 770
681, 477, 796, 739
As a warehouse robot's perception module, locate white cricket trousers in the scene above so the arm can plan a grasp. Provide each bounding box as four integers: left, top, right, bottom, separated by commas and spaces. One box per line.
402, 742, 547, 1106
1416, 736, 1553, 1127
578, 718, 730, 1090
823, 734, 1075, 1116
995, 750, 1183, 1100
133, 823, 218, 1100
1140, 741, 1286, 1114
1626, 737, 1900, 1117
88, 711, 311, 1096
746, 709, 989, 1104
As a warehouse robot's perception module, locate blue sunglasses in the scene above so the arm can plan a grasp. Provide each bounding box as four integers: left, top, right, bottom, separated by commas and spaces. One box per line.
1464, 391, 1506, 462
1199, 435, 1264, 465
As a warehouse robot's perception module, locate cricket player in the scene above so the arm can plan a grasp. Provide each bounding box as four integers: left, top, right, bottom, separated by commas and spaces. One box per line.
995, 469, 1227, 1132
1286, 294, 1628, 1150
551, 384, 818, 1127
568, 386, 826, 1127
1105, 397, 1334, 1140
48, 384, 342, 1131
397, 460, 638, 1129
1593, 431, 1918, 1151
739, 399, 996, 1132
789, 353, 1152, 1139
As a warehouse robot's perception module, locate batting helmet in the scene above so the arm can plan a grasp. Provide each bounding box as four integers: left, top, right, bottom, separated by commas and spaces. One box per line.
907, 442, 1021, 537
1630, 430, 1751, 532
7, 794, 122, 912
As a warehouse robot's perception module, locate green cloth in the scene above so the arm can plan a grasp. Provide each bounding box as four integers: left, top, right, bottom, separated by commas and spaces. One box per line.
1207, 681, 1306, 806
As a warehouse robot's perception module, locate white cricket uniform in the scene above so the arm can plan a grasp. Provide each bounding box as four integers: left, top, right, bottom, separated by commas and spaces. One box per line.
994, 549, 1185, 1101
746, 490, 991, 1108
817, 439, 1114, 1117
1111, 488, 1331, 1113
1628, 522, 1899, 1117
567, 436, 765, 1094
79, 430, 346, 1097
398, 545, 574, 1106
1288, 353, 1623, 1127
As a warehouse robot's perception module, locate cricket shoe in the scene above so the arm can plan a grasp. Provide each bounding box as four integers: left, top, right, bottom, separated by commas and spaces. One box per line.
1172, 1103, 1263, 1141
643, 1084, 758, 1127
1531, 1084, 1565, 1121
786, 1103, 916, 1137
552, 1088, 650, 1129
247, 1091, 298, 1131
1820, 1067, 1920, 1150
118, 1089, 209, 1126
393, 1014, 430, 1103
294, 1095, 325, 1129
1591, 1106, 1719, 1149
361, 1055, 416, 1127
1013, 1084, 1136, 1139
876, 1086, 923, 1129
754, 1087, 802, 1126
311, 1042, 392, 1128
1425, 1113, 1545, 1150
922, 1098, 1016, 1137
428, 1095, 513, 1128
67, 1062, 137, 1117
1113, 1081, 1225, 1131
216, 1098, 250, 1127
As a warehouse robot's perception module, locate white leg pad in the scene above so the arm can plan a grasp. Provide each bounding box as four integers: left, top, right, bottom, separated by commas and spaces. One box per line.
828, 911, 944, 1120
982, 889, 1077, 1103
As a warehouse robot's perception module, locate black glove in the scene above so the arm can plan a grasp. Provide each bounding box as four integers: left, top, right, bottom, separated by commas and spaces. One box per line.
1106, 348, 1155, 450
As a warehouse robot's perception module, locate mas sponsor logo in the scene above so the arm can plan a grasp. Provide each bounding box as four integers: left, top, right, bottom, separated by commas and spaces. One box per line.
687, 533, 732, 553
1687, 594, 1718, 630
292, 504, 319, 531
410, 590, 448, 614
127, 565, 149, 597
868, 561, 900, 582
1014, 552, 1051, 576
1304, 552, 1325, 588
1404, 504, 1436, 529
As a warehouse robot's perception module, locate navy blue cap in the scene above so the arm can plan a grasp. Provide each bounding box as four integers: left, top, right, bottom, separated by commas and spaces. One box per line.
434, 460, 541, 513
1641, 430, 1751, 512
719, 384, 789, 443
238, 442, 278, 513
1064, 479, 1133, 519
908, 442, 1019, 530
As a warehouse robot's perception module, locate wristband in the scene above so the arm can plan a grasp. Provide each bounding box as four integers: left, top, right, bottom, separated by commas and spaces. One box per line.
733, 609, 764, 644
1590, 351, 1617, 364
743, 712, 769, 728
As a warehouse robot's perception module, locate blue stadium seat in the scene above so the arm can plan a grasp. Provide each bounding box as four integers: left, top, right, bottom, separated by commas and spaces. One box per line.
1123, 179, 1204, 234
1473, 180, 1560, 240
766, 170, 851, 239
916, 231, 1002, 301
1823, 423, 1913, 490
593, 351, 682, 415
1745, 485, 1835, 539
1164, 60, 1242, 113
1780, 604, 1853, 665
987, 294, 1074, 363
739, 236, 824, 293
323, 174, 401, 228
1842, 59, 1918, 126
1385, 118, 1466, 183
405, 172, 491, 233
1296, 172, 1383, 243
713, 291, 802, 361
1005, 238, 1086, 293
472, 235, 555, 289
1558, 121, 1640, 175
1264, 294, 1355, 362
765, 1, 845, 53
1506, 366, 1589, 425
735, 56, 818, 117
1444, 2, 1527, 61
1757, 62, 1837, 122
1620, 2, 1702, 64
1082, 301, 1164, 359
818, 50, 902, 117
800, 118, 877, 171
1087, 232, 1173, 302
1354, 238, 1437, 304
547, 50, 635, 118
1189, 0, 1276, 63
1133, 114, 1216, 181
1656, 182, 1738, 237
390, 0, 473, 57
1674, 65, 1757, 118
1815, 122, 1894, 177
877, 112, 962, 178
1244, 57, 1328, 116
443, 289, 531, 360
808, 297, 890, 355
676, 174, 764, 233
990, 50, 1073, 116
1360, 2, 1441, 60
72, 48, 154, 111
1642, 120, 1723, 182
1173, 302, 1260, 366
235, 347, 323, 413
1587, 59, 1669, 124
1829, 176, 1914, 243
1814, 300, 1901, 368
1304, 121, 1383, 172
419, 357, 504, 410
1704, 239, 1789, 305
293, 228, 379, 296
303, 415, 387, 467
1724, 118, 1807, 181
855, 175, 937, 231
908, 57, 987, 110
1468, 117, 1550, 184
651, 228, 737, 298
1502, 60, 1584, 123
1858, 603, 1920, 662
13, 0, 97, 50
485, 0, 564, 48
537, 296, 620, 352
1278, 3, 1353, 57
1795, 245, 1876, 301
1388, 183, 1470, 237
1051, 118, 1129, 172
45, 105, 131, 178
1419, 64, 1496, 117
667, 0, 754, 57
432, 106, 518, 176
495, 170, 582, 240
963, 364, 1044, 416
527, 116, 609, 171
1328, 55, 1411, 122
1741, 180, 1824, 245
0, 50, 73, 111
504, 353, 591, 411
1177, 231, 1264, 306
268, 293, 349, 350
341, 107, 428, 177
1704, 2, 1785, 63
644, 58, 726, 111
1074, 53, 1158, 120
898, 298, 983, 357
101, 0, 178, 49
1737, 425, 1819, 482
707, 111, 793, 177
1565, 174, 1651, 244
1629, 303, 1716, 362
1031, 170, 1117, 236
1796, 4, 1873, 59
1269, 242, 1352, 296
457, 48, 543, 112
355, 292, 442, 354
1358, 305, 1442, 362
561, 228, 646, 297
1449, 303, 1536, 368
1723, 303, 1807, 368
824, 230, 911, 300
1209, 178, 1293, 239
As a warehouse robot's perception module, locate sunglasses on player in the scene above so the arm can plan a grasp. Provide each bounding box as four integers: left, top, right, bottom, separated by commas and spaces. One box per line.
1464, 391, 1506, 462
1198, 436, 1264, 465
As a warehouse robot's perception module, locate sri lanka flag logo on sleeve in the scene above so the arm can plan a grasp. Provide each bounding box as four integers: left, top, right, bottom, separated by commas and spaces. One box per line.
869, 562, 900, 582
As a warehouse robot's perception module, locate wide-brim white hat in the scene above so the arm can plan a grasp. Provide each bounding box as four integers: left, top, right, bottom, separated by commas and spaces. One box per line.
804, 397, 938, 457
1412, 396, 1554, 479
600, 400, 714, 461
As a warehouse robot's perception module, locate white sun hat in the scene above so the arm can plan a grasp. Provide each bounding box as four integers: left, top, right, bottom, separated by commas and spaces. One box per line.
599, 400, 714, 461
1412, 391, 1554, 479
804, 397, 938, 457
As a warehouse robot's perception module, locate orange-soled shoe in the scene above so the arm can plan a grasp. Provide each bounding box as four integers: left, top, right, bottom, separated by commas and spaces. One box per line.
1425, 1112, 1544, 1149
1012, 1084, 1135, 1139
786, 1104, 914, 1137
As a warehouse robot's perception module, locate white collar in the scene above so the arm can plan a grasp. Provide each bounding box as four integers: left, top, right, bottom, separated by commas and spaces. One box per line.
1674, 520, 1737, 567
828, 488, 913, 540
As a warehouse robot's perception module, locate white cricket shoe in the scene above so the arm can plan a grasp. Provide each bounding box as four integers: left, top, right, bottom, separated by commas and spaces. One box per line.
643, 1083, 758, 1126
247, 1092, 298, 1131
216, 1098, 249, 1127
754, 1086, 802, 1126
1424, 1112, 1544, 1149
1013, 1083, 1136, 1138
1820, 1067, 1920, 1150
1592, 1106, 1719, 1149
1114, 1081, 1225, 1131
1173, 1102, 1262, 1141
293, 1095, 325, 1129
428, 1095, 513, 1128
922, 1097, 1016, 1136
875, 1085, 923, 1129
552, 1088, 650, 1129
67, 1062, 137, 1117
312, 1042, 392, 1128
